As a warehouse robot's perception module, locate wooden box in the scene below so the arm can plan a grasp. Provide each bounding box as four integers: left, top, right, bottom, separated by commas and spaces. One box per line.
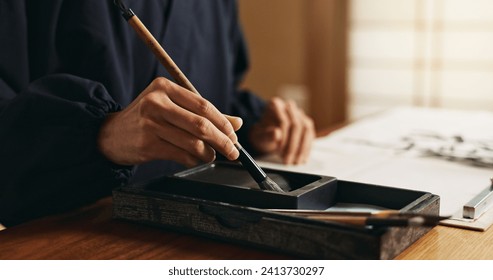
112, 162, 439, 259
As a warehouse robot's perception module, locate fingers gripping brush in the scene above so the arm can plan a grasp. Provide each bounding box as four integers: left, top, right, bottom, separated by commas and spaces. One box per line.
113, 0, 284, 192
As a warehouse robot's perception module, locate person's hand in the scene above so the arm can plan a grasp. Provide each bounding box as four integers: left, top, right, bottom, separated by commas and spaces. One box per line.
97, 77, 243, 167
249, 97, 315, 165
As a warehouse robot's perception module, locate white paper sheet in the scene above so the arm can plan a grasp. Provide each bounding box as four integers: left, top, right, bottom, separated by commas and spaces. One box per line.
258, 107, 493, 231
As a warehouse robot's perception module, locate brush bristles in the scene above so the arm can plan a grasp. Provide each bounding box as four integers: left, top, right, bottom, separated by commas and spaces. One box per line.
259, 177, 285, 192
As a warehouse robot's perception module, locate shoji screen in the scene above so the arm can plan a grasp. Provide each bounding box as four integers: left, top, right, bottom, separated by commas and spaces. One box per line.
349, 0, 493, 119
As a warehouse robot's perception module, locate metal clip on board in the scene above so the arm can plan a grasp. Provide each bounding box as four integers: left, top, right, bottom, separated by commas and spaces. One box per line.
463, 178, 493, 219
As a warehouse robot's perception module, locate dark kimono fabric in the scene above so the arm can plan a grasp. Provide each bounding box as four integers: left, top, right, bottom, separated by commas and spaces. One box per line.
0, 0, 265, 226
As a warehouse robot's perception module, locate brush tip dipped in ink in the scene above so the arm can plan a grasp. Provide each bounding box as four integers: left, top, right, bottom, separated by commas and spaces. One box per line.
259, 176, 285, 192
235, 143, 284, 192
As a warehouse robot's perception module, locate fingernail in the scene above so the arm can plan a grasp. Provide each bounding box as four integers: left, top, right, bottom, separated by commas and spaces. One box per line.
233, 116, 243, 126
229, 145, 240, 160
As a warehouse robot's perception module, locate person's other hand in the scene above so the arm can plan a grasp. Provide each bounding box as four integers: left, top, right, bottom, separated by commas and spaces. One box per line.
249, 97, 315, 165
97, 77, 243, 167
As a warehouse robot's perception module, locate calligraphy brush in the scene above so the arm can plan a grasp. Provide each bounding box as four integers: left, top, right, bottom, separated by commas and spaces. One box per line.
113, 0, 284, 192
308, 215, 448, 227
303, 215, 449, 227
270, 209, 401, 217
271, 209, 449, 227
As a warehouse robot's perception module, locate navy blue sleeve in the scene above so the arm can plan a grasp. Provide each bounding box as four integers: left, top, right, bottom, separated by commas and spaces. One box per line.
0, 74, 131, 226
0, 79, 16, 100
0, 1, 138, 226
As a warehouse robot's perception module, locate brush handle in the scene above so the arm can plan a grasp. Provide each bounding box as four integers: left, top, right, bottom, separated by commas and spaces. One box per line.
127, 14, 200, 95
118, 5, 271, 187
125, 13, 245, 125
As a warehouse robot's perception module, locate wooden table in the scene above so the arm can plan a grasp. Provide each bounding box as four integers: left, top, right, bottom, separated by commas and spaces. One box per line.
1, 197, 493, 260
